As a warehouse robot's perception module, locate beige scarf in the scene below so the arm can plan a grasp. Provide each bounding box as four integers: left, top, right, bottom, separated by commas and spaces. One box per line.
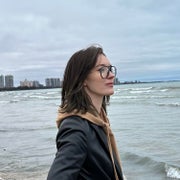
56, 108, 123, 180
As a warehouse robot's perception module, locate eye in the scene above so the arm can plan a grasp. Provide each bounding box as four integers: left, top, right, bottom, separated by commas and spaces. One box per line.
99, 67, 106, 72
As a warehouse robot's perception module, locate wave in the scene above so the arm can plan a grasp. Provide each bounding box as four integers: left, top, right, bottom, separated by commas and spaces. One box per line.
9, 100, 20, 103
115, 87, 154, 94
123, 151, 180, 179
0, 126, 55, 133
129, 89, 170, 94
117, 87, 154, 91
28, 95, 59, 100
160, 89, 169, 92
0, 100, 9, 104
116, 85, 180, 94
162, 86, 180, 91
112, 95, 175, 101
0, 97, 59, 105
0, 176, 5, 180
112, 96, 139, 100
0, 171, 48, 180
155, 102, 180, 107
165, 164, 180, 179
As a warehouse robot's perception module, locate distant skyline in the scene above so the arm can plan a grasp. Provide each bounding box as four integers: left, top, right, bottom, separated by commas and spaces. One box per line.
0, 0, 180, 86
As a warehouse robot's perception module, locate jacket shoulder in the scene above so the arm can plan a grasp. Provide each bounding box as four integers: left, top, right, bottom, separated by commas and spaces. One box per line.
59, 115, 90, 131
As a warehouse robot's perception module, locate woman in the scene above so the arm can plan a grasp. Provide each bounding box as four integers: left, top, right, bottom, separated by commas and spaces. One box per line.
47, 45, 124, 180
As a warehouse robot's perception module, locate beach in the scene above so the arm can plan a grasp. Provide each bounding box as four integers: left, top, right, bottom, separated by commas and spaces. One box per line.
0, 81, 180, 180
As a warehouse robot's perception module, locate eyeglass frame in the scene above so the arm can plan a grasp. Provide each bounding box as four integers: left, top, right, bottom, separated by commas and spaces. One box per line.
97, 65, 117, 79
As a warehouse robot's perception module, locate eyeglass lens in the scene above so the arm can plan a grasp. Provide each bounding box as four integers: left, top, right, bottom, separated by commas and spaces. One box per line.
100, 66, 116, 79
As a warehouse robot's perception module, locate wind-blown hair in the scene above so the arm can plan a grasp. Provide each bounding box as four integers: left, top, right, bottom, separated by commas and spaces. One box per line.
60, 45, 110, 115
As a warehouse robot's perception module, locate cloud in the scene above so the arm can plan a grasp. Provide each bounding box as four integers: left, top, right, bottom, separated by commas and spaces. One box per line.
0, 0, 180, 85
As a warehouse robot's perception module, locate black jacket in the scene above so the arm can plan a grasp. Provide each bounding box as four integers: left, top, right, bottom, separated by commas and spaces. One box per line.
47, 116, 123, 180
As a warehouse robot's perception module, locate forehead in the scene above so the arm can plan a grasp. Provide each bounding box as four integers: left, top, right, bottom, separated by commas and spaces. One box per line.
95, 54, 111, 66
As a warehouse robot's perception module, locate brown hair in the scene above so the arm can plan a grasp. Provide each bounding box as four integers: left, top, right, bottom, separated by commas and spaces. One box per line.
60, 45, 110, 115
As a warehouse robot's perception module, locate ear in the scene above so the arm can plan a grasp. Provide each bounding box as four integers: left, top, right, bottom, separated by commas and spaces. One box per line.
83, 80, 87, 87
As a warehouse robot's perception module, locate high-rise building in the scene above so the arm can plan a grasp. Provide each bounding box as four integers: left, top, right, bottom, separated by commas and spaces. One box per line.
20, 79, 41, 88
45, 78, 61, 88
0, 75, 4, 88
5, 75, 14, 88
20, 79, 33, 87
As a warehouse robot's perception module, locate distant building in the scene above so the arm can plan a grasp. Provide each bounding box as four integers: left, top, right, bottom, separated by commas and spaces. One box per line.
20, 79, 41, 88
5, 75, 14, 88
0, 75, 4, 88
20, 79, 32, 87
32, 81, 41, 88
45, 78, 61, 88
114, 77, 120, 85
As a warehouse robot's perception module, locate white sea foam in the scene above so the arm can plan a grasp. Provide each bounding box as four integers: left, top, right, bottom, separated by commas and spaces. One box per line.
129, 90, 152, 94
129, 87, 153, 91
0, 173, 5, 180
165, 164, 180, 179
160, 89, 169, 92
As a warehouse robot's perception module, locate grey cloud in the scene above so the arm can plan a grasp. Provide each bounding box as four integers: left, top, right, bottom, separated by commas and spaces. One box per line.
0, 0, 180, 84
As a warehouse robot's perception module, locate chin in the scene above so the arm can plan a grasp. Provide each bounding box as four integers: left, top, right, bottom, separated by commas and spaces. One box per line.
105, 90, 114, 96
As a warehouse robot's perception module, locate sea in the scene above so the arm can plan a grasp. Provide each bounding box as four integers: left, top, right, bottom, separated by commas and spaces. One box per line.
0, 81, 179, 180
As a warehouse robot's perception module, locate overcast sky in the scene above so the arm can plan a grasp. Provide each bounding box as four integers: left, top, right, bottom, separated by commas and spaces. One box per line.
0, 0, 180, 86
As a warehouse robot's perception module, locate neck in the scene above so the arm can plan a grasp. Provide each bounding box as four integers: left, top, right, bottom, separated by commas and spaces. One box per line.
90, 96, 103, 114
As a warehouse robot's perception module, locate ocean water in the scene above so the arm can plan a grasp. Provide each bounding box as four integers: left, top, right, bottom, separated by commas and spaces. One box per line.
0, 81, 179, 180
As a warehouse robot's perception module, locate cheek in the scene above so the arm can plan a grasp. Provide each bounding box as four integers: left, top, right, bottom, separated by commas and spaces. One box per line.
85, 73, 101, 86
86, 75, 103, 87
86, 80, 105, 94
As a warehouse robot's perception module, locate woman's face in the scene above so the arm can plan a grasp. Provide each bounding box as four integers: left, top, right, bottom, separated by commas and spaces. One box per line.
84, 54, 116, 100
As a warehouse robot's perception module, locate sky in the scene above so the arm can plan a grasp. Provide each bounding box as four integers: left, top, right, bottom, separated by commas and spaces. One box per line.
0, 0, 180, 86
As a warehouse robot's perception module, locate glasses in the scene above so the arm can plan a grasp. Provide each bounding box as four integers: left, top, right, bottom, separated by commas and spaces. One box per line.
98, 65, 117, 79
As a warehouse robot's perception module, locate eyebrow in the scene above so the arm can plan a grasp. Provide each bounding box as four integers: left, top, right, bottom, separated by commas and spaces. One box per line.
95, 64, 111, 68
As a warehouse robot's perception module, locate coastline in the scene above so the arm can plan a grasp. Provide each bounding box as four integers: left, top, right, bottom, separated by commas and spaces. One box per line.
0, 79, 179, 92
0, 86, 59, 92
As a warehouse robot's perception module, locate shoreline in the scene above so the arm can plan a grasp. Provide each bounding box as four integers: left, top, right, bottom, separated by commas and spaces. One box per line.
0, 86, 60, 92
0, 80, 179, 92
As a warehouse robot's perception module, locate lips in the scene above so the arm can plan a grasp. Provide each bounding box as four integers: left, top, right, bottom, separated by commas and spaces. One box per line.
106, 82, 114, 87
